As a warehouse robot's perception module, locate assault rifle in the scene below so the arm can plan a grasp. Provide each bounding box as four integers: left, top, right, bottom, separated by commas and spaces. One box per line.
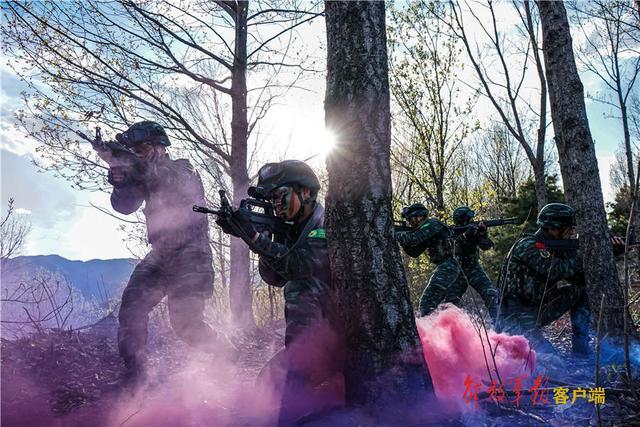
452, 217, 521, 233
193, 190, 288, 236
394, 220, 413, 232
536, 237, 633, 254
78, 127, 139, 168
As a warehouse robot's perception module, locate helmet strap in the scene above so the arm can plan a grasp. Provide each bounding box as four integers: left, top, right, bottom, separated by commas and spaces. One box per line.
292, 190, 308, 223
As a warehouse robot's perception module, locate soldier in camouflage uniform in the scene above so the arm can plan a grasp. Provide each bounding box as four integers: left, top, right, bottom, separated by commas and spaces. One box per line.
452, 206, 498, 317
496, 203, 590, 354
217, 160, 338, 424
94, 121, 226, 384
396, 203, 467, 316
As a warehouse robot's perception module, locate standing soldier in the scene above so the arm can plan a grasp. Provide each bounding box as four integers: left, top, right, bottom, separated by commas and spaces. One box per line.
396, 203, 467, 316
93, 121, 229, 386
216, 160, 339, 424
452, 206, 498, 317
496, 203, 589, 355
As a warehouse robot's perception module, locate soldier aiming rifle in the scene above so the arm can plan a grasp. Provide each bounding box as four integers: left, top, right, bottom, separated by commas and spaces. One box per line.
88, 121, 233, 388
451, 207, 520, 318
199, 160, 341, 424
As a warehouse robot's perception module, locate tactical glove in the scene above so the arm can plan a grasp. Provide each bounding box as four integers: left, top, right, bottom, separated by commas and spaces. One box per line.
231, 209, 258, 242
216, 217, 240, 238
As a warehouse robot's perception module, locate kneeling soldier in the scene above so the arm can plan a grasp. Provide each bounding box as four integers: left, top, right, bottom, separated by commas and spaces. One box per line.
497, 203, 589, 355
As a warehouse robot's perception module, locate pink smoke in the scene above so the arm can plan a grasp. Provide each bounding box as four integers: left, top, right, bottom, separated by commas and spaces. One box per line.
105, 319, 343, 426
416, 304, 536, 412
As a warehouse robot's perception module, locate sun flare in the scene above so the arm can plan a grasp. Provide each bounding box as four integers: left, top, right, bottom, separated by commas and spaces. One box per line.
311, 128, 337, 156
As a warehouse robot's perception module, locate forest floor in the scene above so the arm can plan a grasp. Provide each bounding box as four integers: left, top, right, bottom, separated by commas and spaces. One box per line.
1, 314, 639, 426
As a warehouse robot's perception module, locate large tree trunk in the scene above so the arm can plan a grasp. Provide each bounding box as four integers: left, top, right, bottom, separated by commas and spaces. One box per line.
324, 1, 434, 414
532, 160, 548, 210
537, 1, 626, 335
229, 2, 255, 330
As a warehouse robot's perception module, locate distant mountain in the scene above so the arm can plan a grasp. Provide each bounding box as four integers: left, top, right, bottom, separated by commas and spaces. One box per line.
1, 255, 136, 301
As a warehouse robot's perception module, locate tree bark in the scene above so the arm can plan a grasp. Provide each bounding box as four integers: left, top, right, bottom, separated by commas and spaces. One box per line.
537, 0, 626, 335
324, 1, 434, 414
229, 2, 255, 330
533, 159, 548, 209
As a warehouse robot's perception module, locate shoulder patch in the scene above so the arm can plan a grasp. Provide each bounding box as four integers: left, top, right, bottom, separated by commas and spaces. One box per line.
307, 228, 326, 239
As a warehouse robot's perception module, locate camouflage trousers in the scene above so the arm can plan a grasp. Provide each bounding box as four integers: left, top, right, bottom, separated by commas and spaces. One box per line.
497, 282, 590, 354
118, 243, 217, 370
279, 278, 341, 424
282, 277, 334, 347
459, 262, 498, 317
419, 257, 468, 316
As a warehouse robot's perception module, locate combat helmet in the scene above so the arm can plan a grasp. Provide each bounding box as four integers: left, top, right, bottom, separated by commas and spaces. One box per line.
452, 206, 475, 225
250, 160, 320, 200
401, 203, 429, 219
537, 203, 576, 229
117, 121, 171, 147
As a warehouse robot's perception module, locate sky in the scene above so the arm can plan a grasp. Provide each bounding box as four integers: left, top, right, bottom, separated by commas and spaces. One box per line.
0, 2, 634, 261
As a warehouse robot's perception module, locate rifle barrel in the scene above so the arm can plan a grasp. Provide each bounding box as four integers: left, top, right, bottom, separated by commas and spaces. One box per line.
192, 205, 222, 215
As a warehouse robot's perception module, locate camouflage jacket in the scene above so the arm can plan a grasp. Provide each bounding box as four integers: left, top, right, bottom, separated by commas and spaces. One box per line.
502, 229, 582, 304
256, 204, 331, 289
454, 228, 494, 268
396, 219, 453, 265
109, 156, 209, 249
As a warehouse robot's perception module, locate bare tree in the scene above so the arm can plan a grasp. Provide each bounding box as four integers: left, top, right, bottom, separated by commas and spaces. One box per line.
0, 198, 31, 260
324, 1, 434, 415
473, 124, 532, 201
447, 0, 550, 210
537, 0, 629, 336
570, 0, 640, 249
570, 0, 639, 191
2, 0, 322, 329
388, 1, 478, 217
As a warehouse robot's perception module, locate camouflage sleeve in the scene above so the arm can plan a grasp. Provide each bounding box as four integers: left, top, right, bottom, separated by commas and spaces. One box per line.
109, 169, 144, 214
396, 220, 444, 248
253, 233, 327, 280
400, 241, 424, 258
258, 257, 286, 287
477, 231, 494, 251
514, 238, 582, 282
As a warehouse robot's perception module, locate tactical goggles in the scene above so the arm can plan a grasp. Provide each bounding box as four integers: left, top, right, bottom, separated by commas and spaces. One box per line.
269, 186, 291, 205
545, 215, 577, 226
402, 206, 429, 218
116, 128, 158, 145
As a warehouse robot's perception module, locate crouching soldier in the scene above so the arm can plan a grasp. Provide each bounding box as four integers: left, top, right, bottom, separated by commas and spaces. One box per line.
94, 121, 230, 385
497, 203, 590, 355
217, 160, 340, 424
452, 206, 498, 317
397, 203, 467, 316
